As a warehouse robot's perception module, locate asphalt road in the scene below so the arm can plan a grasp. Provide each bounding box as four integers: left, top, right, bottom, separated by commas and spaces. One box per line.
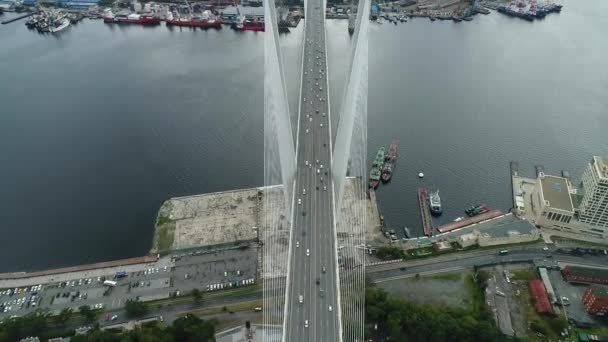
95, 245, 607, 330
284, 3, 340, 341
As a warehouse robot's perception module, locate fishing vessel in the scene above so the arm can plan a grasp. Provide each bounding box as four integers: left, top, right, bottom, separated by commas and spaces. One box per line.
381, 139, 398, 183
369, 146, 386, 188
428, 190, 442, 216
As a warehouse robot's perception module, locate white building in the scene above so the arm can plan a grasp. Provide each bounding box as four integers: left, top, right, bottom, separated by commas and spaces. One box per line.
530, 174, 575, 229
579, 156, 608, 229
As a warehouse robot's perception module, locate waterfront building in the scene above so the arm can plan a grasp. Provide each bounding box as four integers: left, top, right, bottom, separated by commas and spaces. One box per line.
530, 174, 575, 227
579, 156, 608, 229
582, 285, 608, 315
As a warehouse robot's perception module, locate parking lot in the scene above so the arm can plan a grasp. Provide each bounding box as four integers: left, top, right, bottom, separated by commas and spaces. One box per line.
0, 245, 258, 320
547, 269, 599, 326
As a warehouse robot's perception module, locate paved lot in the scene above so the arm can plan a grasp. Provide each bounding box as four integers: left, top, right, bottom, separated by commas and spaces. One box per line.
547, 269, 597, 325
0, 246, 257, 319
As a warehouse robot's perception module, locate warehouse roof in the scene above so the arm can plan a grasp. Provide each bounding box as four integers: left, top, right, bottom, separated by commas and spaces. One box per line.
563, 266, 608, 279
591, 285, 608, 299
529, 279, 552, 314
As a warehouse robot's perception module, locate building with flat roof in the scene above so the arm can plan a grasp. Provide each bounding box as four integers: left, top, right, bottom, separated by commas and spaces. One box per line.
531, 174, 575, 226
579, 156, 608, 229
529, 279, 553, 314
582, 285, 608, 315
561, 266, 608, 285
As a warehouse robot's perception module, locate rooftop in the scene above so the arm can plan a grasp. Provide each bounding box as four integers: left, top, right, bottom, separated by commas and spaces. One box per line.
539, 175, 574, 212
592, 156, 608, 180
591, 284, 608, 298
564, 266, 608, 279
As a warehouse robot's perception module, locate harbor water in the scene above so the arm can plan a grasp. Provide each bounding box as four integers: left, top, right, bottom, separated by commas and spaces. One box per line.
0, 0, 607, 272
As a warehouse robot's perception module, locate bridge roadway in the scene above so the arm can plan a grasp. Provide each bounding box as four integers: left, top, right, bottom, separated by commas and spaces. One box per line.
283, 0, 340, 341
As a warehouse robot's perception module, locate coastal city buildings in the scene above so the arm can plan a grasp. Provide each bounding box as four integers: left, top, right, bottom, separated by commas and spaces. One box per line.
518, 155, 608, 241
579, 156, 608, 228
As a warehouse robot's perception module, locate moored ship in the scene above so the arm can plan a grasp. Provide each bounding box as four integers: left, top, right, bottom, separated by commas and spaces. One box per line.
48, 17, 70, 33
165, 10, 222, 29
428, 190, 442, 216
465, 204, 490, 217
381, 139, 398, 183
232, 16, 265, 31
103, 11, 160, 25
369, 146, 386, 189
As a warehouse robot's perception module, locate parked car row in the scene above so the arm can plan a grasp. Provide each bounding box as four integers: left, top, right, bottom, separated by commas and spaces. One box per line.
0, 284, 42, 298
205, 278, 255, 292
1, 294, 40, 313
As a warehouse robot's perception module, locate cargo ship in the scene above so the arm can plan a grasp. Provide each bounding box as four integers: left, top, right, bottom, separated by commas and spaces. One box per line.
381, 139, 398, 183
369, 146, 386, 189
429, 190, 442, 216
347, 13, 355, 35
418, 187, 434, 236
165, 10, 222, 29
232, 16, 265, 31
103, 11, 160, 25
465, 204, 490, 217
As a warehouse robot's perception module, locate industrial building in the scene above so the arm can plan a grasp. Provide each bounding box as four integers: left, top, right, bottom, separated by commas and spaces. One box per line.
561, 266, 608, 285
579, 156, 608, 229
528, 279, 553, 314
582, 285, 608, 315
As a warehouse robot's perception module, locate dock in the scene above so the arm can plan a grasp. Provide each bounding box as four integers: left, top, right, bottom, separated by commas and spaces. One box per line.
437, 210, 503, 233
418, 187, 434, 236
1, 12, 35, 25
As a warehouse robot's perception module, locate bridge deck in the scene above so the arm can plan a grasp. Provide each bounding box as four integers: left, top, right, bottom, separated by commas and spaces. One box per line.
284, 1, 341, 340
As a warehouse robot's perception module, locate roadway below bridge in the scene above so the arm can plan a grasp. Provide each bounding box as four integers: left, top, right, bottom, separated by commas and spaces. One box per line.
88, 244, 606, 330
283, 0, 340, 340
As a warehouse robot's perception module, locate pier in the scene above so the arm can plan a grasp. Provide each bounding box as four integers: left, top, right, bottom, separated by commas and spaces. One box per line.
418, 187, 434, 236
1, 12, 35, 25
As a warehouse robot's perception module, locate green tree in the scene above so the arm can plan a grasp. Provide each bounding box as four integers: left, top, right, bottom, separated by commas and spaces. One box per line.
169, 314, 217, 342
125, 299, 149, 318
55, 307, 72, 325
79, 305, 97, 323
191, 288, 203, 303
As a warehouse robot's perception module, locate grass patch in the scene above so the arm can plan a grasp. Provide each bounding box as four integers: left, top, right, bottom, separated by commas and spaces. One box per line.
427, 272, 462, 282
156, 213, 172, 226
154, 222, 175, 253
466, 274, 488, 318
512, 269, 539, 282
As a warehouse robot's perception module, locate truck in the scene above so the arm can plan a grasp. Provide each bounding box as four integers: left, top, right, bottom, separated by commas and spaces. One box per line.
103, 280, 117, 287
115, 271, 127, 278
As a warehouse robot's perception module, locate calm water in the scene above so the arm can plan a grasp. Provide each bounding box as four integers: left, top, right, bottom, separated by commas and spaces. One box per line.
0, 0, 606, 272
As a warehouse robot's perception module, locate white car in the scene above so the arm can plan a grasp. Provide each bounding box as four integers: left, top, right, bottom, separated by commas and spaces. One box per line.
306, 129, 309, 133
329, 306, 333, 312
323, 186, 327, 191
305, 160, 309, 166
302, 188, 306, 195
298, 198, 302, 205
317, 169, 320, 174
306, 249, 310, 256
320, 123, 323, 127
542, 247, 549, 251
304, 320, 309, 328
309, 117, 312, 122
296, 241, 300, 248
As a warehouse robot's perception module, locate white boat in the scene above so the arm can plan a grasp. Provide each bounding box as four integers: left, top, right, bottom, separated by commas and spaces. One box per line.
49, 17, 70, 33
453, 217, 464, 222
